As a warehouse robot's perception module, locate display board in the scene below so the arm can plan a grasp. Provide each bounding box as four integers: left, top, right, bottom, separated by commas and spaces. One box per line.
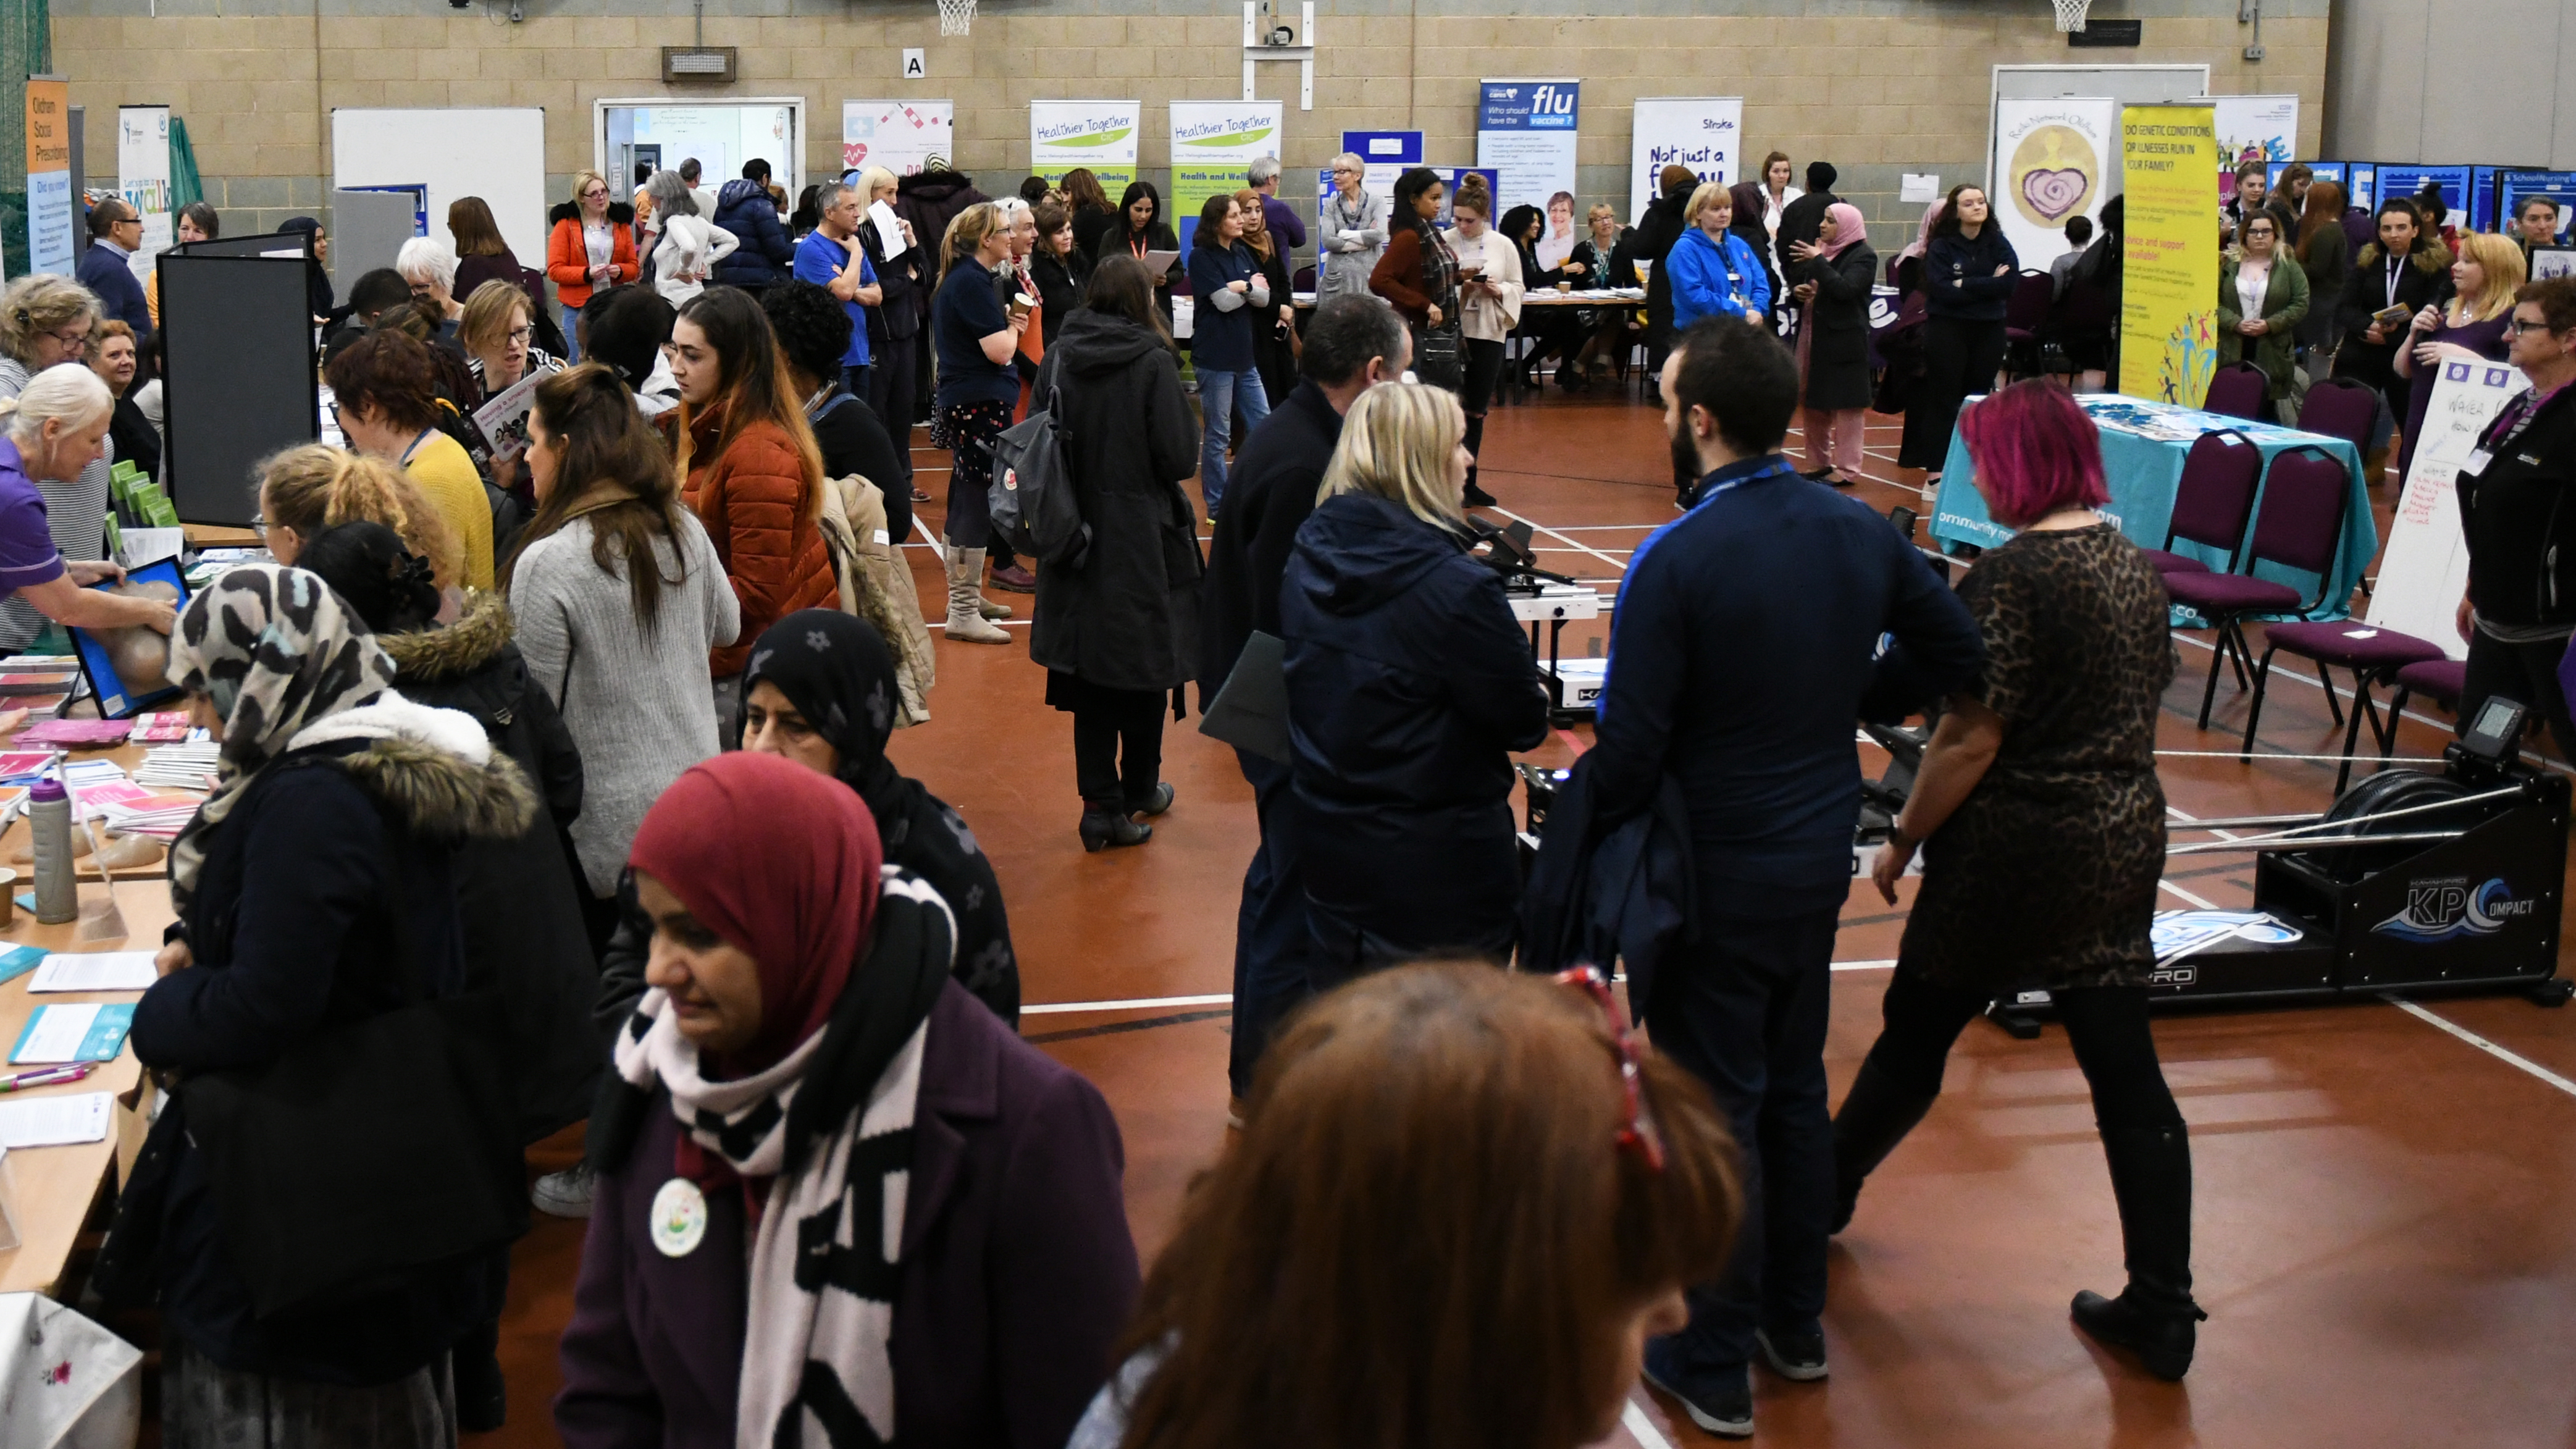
2117, 102, 2220, 405
597, 99, 802, 214
2368, 359, 2527, 661
2211, 94, 2297, 199
842, 100, 952, 177
1629, 98, 1741, 224
2499, 170, 2576, 242
2375, 164, 2470, 223
159, 254, 318, 527
24, 77, 71, 276
330, 188, 428, 306
1990, 64, 2207, 193
1988, 96, 2114, 268
114, 105, 170, 285
335, 107, 547, 274
1030, 99, 1139, 191
1477, 78, 1579, 215
1170, 100, 1282, 249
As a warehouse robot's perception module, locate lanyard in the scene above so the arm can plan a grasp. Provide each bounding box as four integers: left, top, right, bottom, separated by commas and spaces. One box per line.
2490, 382, 2566, 454
2385, 256, 2402, 309
1688, 455, 1799, 508
398, 428, 436, 468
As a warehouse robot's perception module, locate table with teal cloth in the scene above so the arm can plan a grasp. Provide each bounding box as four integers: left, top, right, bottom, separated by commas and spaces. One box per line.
1928, 394, 2379, 623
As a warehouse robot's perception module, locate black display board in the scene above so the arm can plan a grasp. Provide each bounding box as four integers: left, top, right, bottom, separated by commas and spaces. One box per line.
167, 229, 313, 262
159, 253, 319, 527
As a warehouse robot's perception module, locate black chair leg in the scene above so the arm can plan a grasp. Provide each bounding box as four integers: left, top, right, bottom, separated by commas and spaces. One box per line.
2333, 671, 2375, 794
2196, 618, 2234, 729
2219, 619, 2251, 691
2384, 687, 2414, 765
2240, 643, 2280, 758
2318, 662, 2344, 728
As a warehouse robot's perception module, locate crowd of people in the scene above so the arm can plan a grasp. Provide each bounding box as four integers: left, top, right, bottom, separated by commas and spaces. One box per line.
0, 143, 2563, 1449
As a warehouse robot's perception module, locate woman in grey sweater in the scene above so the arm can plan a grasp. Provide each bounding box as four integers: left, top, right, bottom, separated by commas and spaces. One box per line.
506, 364, 739, 936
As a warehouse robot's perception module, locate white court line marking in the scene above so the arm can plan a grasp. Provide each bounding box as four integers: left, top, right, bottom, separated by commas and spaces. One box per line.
2168, 630, 2572, 778
1624, 1397, 1677, 1449
1022, 993, 1236, 1016
2386, 996, 2576, 1099
1492, 506, 1634, 574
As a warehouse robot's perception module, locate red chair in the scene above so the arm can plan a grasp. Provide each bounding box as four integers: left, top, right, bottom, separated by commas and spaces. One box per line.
2201, 362, 2271, 422
2163, 445, 2354, 730
2142, 429, 2263, 578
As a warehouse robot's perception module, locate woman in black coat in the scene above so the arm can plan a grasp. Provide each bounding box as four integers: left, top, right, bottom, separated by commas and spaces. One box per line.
2333, 196, 2456, 432
1899, 182, 2020, 479
1280, 382, 1550, 986
1031, 196, 1094, 350
1630, 168, 1697, 362
1785, 201, 1879, 487
1096, 180, 1184, 326
1030, 254, 1201, 850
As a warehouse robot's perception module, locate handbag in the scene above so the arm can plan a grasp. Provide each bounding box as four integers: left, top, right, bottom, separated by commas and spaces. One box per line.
1411, 321, 1464, 389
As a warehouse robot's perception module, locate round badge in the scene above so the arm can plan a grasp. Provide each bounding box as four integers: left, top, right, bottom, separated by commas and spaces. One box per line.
650, 1177, 709, 1259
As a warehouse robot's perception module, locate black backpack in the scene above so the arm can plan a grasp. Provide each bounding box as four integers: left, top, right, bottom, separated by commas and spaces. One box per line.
988, 355, 1090, 568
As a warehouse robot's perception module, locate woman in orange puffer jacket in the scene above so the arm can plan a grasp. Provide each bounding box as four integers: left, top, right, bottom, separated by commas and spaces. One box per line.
666, 287, 840, 736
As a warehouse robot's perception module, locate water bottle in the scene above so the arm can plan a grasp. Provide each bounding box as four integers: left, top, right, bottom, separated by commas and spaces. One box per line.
29, 779, 75, 925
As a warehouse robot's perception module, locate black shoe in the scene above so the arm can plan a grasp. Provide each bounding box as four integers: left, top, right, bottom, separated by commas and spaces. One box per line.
1641, 1340, 1752, 1438
1128, 781, 1175, 817
1756, 1324, 1829, 1382
1078, 805, 1152, 852
1830, 1059, 1939, 1233
2071, 1286, 2205, 1380
453, 1347, 506, 1433
1462, 481, 1498, 508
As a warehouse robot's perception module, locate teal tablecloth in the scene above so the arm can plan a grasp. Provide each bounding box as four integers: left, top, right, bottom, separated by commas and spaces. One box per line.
1927, 395, 2379, 622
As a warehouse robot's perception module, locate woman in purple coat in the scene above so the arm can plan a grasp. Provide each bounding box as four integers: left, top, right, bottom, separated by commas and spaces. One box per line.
556, 752, 1139, 1448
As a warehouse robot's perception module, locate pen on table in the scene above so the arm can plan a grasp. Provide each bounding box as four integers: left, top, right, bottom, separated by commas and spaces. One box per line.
0, 1062, 97, 1092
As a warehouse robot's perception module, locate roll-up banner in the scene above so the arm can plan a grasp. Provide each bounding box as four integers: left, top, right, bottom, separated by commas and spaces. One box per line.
844, 100, 953, 177
1477, 78, 1578, 216
2117, 103, 2220, 405
118, 104, 173, 285
25, 78, 72, 277
2211, 94, 2297, 201
1629, 98, 1740, 225
1030, 99, 1139, 192
1170, 100, 1282, 250
1989, 96, 2113, 269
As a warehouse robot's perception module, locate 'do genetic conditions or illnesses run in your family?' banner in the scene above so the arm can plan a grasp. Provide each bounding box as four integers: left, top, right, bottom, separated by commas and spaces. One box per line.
2118, 102, 2220, 405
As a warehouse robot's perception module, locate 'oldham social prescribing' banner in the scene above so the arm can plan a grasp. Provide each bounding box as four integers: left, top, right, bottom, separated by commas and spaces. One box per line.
1030, 99, 1139, 192
1477, 78, 1578, 216
1629, 97, 1740, 225
2118, 103, 2220, 405
1170, 100, 1282, 250
118, 104, 174, 285
25, 77, 72, 277
1989, 96, 2113, 270
844, 101, 953, 177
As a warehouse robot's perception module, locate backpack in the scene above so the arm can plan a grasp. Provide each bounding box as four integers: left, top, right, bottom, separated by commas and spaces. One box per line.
988, 356, 1091, 568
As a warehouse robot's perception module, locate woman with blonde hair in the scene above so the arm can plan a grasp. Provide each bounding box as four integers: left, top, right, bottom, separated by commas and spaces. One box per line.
1279, 383, 1550, 980
0, 275, 117, 649
459, 278, 565, 406
853, 165, 925, 502
546, 170, 637, 361
256, 443, 464, 594
1070, 960, 1740, 1449
0, 274, 100, 396
928, 200, 1028, 642
0, 364, 173, 652
2393, 230, 2525, 480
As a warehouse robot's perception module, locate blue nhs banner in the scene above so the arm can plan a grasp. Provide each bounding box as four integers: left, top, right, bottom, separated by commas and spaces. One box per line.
1477, 79, 1581, 212
1479, 79, 1580, 132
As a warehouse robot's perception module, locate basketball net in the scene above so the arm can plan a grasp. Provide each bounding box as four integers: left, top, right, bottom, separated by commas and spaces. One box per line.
2052, 0, 2092, 31
938, 0, 975, 35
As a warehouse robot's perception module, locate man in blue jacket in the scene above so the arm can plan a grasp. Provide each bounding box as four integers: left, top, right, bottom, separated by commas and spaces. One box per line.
711, 159, 794, 295
1591, 314, 1983, 1439
76, 198, 153, 336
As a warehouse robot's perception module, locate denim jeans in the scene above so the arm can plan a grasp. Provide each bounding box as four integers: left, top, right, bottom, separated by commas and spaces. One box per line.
1197, 366, 1270, 518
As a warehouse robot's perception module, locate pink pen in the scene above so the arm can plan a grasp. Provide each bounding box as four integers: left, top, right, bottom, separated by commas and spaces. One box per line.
0, 1061, 96, 1093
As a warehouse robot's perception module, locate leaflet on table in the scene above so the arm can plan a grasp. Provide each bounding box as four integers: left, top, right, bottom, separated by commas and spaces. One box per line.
471, 369, 548, 460
0, 944, 46, 986
28, 952, 158, 993
0, 1091, 113, 1148
9, 1003, 135, 1065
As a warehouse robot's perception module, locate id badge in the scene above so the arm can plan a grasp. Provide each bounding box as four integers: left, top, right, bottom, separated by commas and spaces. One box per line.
2464, 448, 2495, 476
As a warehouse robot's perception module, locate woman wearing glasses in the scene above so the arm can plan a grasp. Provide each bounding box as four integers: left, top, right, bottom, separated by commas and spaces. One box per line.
0, 275, 123, 653
1317, 152, 1389, 304
547, 170, 639, 363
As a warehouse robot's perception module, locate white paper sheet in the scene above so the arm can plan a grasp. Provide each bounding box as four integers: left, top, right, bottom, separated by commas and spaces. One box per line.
0, 1091, 112, 1148
29, 952, 157, 993
12, 1005, 101, 1062
1141, 249, 1180, 276
868, 201, 909, 262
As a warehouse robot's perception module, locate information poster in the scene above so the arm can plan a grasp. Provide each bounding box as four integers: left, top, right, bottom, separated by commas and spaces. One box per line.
1477, 78, 1579, 215
2499, 170, 2576, 243
1628, 97, 1740, 224
2347, 162, 2378, 211
2368, 359, 2528, 660
2375, 164, 2470, 222
1989, 96, 2113, 269
2118, 103, 2220, 405
844, 100, 952, 177
24, 78, 70, 277
1030, 99, 1139, 191
2210, 94, 2298, 201
1169, 100, 1281, 249
116, 104, 172, 285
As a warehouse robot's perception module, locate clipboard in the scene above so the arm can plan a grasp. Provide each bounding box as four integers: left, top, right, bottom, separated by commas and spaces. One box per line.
1141, 248, 1181, 276
1198, 631, 1290, 762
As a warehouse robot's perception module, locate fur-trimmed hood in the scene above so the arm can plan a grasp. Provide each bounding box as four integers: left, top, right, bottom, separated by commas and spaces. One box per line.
378, 591, 514, 685
550, 198, 637, 229
289, 694, 537, 846
2354, 237, 2451, 274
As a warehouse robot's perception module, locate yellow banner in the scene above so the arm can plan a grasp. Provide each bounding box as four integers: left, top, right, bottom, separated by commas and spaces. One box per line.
2117, 103, 2220, 404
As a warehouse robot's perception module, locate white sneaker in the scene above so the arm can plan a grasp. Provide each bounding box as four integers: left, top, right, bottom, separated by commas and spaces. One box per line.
532, 1162, 595, 1219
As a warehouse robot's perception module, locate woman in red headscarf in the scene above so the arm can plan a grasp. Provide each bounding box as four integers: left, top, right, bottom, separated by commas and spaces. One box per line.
556, 752, 1139, 1449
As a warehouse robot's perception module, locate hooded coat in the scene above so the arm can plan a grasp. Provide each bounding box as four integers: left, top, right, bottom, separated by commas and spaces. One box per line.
125, 705, 536, 1385
710, 178, 794, 290
2333, 235, 2456, 385
1028, 310, 1203, 693
377, 594, 602, 1143
546, 200, 640, 312
896, 170, 992, 329
1280, 492, 1551, 963
1630, 179, 1696, 348
1666, 224, 1773, 332
681, 410, 841, 679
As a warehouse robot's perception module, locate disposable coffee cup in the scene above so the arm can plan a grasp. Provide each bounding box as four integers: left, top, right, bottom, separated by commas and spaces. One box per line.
1556, 281, 1573, 292
0, 868, 18, 925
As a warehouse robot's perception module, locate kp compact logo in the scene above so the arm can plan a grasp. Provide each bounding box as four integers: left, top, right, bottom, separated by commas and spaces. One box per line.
2372, 876, 2537, 943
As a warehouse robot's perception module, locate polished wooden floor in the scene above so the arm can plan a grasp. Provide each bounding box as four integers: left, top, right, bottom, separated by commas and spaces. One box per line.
482, 380, 2576, 1449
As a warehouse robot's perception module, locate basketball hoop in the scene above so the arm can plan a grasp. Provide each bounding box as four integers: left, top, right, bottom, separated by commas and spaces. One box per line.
2052, 0, 2092, 31
937, 0, 975, 35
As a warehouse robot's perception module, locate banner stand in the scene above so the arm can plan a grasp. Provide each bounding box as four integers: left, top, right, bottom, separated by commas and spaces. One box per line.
2117, 102, 2220, 405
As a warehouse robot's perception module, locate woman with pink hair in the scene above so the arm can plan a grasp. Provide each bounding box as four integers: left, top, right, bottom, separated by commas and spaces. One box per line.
1836, 379, 2205, 1382
1783, 201, 1877, 485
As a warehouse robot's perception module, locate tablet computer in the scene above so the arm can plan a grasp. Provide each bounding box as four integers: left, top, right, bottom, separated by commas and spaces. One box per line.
69, 556, 188, 719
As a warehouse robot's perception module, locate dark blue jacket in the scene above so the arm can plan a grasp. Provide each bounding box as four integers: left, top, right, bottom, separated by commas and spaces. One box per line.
1923, 225, 2021, 322
1587, 456, 1984, 919
77, 242, 151, 335
1199, 377, 1342, 697
709, 178, 793, 289
1281, 492, 1550, 950
1185, 241, 1264, 372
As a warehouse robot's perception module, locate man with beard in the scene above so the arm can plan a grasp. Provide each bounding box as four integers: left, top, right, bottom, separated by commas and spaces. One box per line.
1581, 315, 1982, 1439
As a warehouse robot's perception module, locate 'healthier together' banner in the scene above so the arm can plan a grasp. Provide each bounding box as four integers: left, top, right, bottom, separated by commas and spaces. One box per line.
2118, 103, 2220, 405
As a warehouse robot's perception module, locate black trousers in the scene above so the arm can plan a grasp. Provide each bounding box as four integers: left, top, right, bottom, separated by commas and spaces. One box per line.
2461, 628, 2576, 765
1899, 316, 2008, 471
868, 334, 922, 495
1071, 684, 1166, 807
1461, 336, 1507, 489
1860, 963, 2183, 1134
1230, 748, 1312, 1099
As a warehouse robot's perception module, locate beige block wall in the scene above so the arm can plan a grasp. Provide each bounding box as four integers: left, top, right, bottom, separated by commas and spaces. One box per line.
55, 9, 2328, 246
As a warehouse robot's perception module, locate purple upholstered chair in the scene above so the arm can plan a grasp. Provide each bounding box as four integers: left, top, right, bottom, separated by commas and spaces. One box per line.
2388, 658, 2467, 725
2142, 429, 2263, 578
2202, 362, 2272, 422
2244, 621, 2447, 791
2163, 445, 2354, 731
2003, 271, 2054, 379
2295, 377, 2382, 463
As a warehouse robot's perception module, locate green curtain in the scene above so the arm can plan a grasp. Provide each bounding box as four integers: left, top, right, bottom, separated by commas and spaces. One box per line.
169, 115, 200, 209
0, 0, 51, 277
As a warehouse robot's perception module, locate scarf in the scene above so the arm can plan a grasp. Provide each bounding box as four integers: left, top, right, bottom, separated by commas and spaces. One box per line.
1818, 202, 1869, 259
1898, 198, 1945, 264
742, 611, 1022, 1022
1409, 216, 1459, 324
164, 564, 397, 910
619, 753, 954, 1449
